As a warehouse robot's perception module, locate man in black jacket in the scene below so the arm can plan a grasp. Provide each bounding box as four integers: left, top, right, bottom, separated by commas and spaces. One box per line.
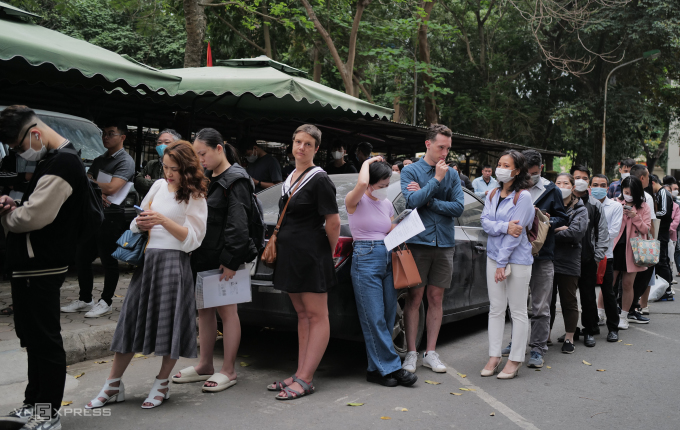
507, 150, 568, 369
0, 106, 88, 429
650, 175, 674, 302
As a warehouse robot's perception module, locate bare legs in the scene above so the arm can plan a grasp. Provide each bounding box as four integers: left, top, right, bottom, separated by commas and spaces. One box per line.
185, 305, 241, 387
404, 285, 444, 352
278, 292, 329, 397
616, 271, 638, 313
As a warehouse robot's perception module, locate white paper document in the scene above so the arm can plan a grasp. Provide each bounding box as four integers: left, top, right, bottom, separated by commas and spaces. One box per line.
96, 171, 132, 205
195, 264, 253, 309
384, 208, 426, 250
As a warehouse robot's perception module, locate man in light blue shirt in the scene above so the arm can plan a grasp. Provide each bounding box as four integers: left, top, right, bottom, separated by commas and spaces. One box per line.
399, 124, 464, 375
472, 165, 498, 198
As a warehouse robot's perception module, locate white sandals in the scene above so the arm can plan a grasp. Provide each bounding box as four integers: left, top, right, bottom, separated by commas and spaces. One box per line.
202, 373, 237, 393
85, 378, 125, 409
171, 366, 212, 384
142, 378, 170, 409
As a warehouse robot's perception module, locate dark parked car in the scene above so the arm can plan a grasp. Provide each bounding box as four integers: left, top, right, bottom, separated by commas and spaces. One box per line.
239, 173, 490, 355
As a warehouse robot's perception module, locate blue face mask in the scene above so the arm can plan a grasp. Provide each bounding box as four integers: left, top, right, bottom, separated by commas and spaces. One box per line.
591, 187, 607, 200
156, 144, 167, 158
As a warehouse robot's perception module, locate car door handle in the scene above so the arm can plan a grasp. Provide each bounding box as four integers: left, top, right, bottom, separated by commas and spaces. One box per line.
474, 245, 486, 253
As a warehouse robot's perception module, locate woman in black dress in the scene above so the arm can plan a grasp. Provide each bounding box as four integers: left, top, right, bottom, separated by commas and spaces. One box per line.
268, 124, 341, 400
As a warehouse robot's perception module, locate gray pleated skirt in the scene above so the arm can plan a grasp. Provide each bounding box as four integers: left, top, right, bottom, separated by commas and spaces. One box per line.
110, 248, 197, 359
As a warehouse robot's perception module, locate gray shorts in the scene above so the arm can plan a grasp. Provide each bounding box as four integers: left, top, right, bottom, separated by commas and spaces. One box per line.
408, 244, 455, 289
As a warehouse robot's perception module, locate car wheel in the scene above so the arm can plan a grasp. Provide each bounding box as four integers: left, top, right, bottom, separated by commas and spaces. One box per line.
393, 290, 425, 358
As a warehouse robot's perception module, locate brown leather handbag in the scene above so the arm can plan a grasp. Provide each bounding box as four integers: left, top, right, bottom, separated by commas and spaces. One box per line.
260, 168, 312, 267
392, 244, 422, 289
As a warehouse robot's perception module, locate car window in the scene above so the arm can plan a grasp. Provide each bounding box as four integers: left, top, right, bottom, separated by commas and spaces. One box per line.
39, 115, 105, 161
459, 191, 484, 228
258, 173, 401, 224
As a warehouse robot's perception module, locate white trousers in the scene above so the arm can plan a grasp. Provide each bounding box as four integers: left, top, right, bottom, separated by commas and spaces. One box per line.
486, 257, 532, 362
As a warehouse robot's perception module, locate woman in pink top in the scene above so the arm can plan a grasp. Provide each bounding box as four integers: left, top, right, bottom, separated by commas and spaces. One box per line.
612, 176, 652, 329
345, 156, 417, 388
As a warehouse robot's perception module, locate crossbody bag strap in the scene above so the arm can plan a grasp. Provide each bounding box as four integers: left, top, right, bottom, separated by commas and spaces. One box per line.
272, 167, 314, 234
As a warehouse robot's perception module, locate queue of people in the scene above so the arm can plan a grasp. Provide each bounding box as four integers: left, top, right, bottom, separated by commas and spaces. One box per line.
1, 103, 677, 429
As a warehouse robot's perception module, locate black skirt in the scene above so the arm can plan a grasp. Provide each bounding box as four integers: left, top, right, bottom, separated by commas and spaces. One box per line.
613, 227, 628, 273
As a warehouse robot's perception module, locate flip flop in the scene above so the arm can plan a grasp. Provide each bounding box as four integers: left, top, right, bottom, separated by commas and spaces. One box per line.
267, 375, 295, 392
171, 366, 212, 384
275, 376, 314, 401
202, 373, 237, 393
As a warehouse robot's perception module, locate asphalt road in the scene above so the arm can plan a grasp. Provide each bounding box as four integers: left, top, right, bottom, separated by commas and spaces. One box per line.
8, 299, 680, 430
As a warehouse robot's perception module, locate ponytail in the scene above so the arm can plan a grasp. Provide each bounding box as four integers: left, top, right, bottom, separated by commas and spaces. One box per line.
195, 127, 240, 165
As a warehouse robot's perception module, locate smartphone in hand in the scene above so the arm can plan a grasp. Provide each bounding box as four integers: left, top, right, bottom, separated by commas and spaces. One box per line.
134, 205, 145, 215
392, 209, 413, 224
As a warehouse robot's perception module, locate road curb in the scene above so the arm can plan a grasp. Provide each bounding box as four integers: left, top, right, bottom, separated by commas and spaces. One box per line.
62, 324, 117, 365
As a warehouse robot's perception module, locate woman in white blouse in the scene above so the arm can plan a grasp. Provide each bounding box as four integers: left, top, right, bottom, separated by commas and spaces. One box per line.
86, 141, 208, 410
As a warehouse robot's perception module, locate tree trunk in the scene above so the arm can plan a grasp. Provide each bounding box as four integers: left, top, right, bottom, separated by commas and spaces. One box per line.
417, 0, 437, 125
393, 75, 402, 122
313, 41, 322, 83
183, 0, 208, 67
262, 2, 272, 58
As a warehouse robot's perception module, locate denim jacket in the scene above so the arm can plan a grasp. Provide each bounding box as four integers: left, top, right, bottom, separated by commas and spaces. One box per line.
481, 189, 535, 268
400, 158, 465, 247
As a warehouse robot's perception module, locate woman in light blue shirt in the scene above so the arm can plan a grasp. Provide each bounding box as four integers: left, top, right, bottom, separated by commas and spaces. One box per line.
480, 150, 535, 379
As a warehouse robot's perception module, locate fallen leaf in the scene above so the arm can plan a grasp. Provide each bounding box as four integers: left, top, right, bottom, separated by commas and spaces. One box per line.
457, 373, 467, 378
380, 417, 391, 420
347, 403, 364, 407
617, 340, 623, 343
490, 412, 496, 416
596, 369, 606, 372
61, 401, 73, 406
459, 387, 475, 391
424, 380, 441, 385
238, 354, 250, 358
216, 330, 223, 336
624, 344, 633, 346
400, 408, 408, 412
239, 362, 250, 367
535, 369, 541, 372
114, 295, 124, 298
582, 360, 592, 366
450, 393, 462, 396
94, 361, 108, 364
133, 353, 145, 358
74, 373, 84, 379
546, 366, 552, 369
646, 350, 653, 352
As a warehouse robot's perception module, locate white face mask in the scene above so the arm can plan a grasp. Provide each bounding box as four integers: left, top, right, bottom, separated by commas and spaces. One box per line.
495, 168, 515, 183
370, 186, 389, 201
530, 174, 541, 186
673, 190, 679, 197
332, 151, 344, 160
245, 154, 258, 163
620, 172, 630, 180
560, 187, 573, 200
623, 194, 634, 202
19, 133, 47, 162
574, 179, 589, 192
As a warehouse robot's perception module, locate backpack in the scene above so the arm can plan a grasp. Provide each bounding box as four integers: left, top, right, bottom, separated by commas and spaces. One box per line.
60, 147, 104, 244
224, 179, 266, 254
489, 188, 549, 256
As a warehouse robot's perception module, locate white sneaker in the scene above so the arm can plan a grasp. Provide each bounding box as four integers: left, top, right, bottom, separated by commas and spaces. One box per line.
402, 351, 418, 373
597, 308, 606, 326
618, 310, 629, 330
84, 300, 113, 318
641, 307, 650, 315
61, 299, 94, 313
422, 351, 446, 373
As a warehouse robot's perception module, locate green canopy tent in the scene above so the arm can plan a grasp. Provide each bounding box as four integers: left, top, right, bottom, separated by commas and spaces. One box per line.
0, 2, 181, 98
159, 56, 393, 122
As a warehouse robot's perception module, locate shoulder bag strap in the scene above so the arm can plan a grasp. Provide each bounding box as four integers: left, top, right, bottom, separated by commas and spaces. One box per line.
489, 187, 498, 201
272, 166, 314, 234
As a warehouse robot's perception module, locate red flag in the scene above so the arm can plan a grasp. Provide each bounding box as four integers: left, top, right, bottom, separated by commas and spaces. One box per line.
207, 42, 213, 67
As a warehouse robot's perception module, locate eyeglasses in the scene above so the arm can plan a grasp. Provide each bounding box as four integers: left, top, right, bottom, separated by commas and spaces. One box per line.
14, 123, 37, 153
103, 132, 122, 139
160, 161, 180, 172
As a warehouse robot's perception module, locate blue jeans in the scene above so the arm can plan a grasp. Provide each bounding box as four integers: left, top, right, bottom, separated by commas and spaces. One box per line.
351, 240, 402, 376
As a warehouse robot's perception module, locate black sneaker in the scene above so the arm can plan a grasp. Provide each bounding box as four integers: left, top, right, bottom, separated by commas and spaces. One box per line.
561, 339, 575, 354
366, 370, 398, 387
627, 311, 650, 324
390, 369, 418, 387
658, 292, 675, 301
607, 331, 619, 342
